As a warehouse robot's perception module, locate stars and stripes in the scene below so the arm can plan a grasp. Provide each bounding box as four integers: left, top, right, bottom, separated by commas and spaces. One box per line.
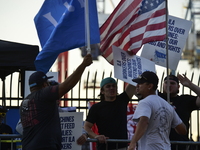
100, 0, 166, 64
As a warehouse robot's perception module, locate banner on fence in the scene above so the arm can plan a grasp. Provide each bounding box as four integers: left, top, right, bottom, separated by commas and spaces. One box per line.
140, 15, 192, 70
113, 45, 156, 85
59, 112, 83, 150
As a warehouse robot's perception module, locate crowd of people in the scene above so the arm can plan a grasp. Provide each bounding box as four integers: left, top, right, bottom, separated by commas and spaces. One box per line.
1, 54, 200, 150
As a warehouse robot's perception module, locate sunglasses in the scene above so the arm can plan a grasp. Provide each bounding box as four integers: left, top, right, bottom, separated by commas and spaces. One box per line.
0, 112, 6, 117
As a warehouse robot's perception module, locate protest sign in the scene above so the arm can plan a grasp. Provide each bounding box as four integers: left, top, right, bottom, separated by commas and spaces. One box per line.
60, 112, 83, 150
140, 15, 192, 70
112, 45, 155, 85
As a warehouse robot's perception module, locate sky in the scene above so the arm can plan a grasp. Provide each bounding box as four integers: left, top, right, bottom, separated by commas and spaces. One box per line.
0, 0, 188, 46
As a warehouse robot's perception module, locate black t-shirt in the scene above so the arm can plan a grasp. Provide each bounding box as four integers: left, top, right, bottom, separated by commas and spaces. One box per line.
86, 92, 130, 150
20, 86, 61, 150
158, 92, 199, 141
0, 123, 13, 150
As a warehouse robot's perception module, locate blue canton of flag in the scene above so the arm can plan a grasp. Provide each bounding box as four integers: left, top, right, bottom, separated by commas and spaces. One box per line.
139, 0, 163, 14
34, 0, 100, 73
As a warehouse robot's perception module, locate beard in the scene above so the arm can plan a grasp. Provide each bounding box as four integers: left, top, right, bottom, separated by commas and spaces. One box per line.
136, 93, 143, 100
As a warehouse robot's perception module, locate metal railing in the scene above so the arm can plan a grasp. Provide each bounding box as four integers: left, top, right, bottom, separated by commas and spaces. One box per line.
1, 134, 200, 150
85, 139, 200, 150
0, 134, 22, 150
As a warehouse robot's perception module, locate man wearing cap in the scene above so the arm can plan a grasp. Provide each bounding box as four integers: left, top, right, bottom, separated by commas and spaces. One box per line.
0, 106, 13, 150
20, 54, 92, 150
158, 74, 200, 150
128, 71, 187, 150
84, 77, 135, 150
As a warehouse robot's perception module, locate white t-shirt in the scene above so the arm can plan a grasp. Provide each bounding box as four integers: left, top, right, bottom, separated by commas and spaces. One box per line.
133, 95, 182, 150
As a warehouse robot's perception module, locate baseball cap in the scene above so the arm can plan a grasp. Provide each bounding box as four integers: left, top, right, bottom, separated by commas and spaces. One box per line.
132, 71, 158, 86
164, 75, 179, 84
29, 71, 53, 88
100, 77, 117, 88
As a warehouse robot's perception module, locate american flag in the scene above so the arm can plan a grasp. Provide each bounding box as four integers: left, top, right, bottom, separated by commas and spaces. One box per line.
100, 0, 166, 64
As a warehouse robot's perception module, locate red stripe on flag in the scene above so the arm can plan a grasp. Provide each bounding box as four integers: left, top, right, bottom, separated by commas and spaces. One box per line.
100, 0, 141, 34
100, 0, 166, 64
100, 0, 141, 45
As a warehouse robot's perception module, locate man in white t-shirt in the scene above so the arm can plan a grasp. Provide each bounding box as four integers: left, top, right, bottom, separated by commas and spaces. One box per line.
128, 71, 187, 150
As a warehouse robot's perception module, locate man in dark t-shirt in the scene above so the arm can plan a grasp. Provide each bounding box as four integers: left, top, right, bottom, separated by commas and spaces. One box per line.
159, 74, 200, 150
20, 54, 92, 150
84, 77, 135, 150
21, 85, 61, 150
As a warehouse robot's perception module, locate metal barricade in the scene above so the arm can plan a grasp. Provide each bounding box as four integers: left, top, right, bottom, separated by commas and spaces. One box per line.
1, 135, 200, 150
0, 134, 22, 150
85, 139, 200, 150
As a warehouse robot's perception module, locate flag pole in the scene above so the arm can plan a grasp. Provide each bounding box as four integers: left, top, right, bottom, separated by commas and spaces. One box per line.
165, 0, 170, 104
85, 0, 91, 54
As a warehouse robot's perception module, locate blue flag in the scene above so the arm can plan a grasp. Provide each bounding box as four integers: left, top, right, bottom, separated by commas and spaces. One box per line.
34, 0, 100, 73
34, 0, 66, 48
